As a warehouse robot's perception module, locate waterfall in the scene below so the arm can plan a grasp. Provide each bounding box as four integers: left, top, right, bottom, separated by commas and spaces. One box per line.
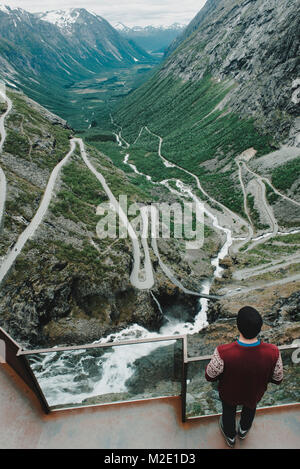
150, 291, 164, 316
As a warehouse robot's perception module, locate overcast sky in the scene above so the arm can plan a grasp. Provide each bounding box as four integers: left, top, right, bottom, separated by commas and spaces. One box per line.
2, 0, 207, 26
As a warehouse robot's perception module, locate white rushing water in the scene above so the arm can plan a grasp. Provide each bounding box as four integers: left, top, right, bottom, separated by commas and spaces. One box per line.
30, 277, 215, 407
30, 272, 217, 407
30, 126, 234, 407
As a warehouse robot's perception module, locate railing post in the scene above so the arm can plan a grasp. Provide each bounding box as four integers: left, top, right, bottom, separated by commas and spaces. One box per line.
181, 336, 188, 423
181, 362, 188, 423
18, 353, 50, 414
0, 338, 6, 363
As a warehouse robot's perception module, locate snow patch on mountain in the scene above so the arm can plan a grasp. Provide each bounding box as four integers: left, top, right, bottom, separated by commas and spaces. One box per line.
0, 4, 10, 14
0, 4, 29, 16
38, 9, 81, 30
114, 22, 131, 32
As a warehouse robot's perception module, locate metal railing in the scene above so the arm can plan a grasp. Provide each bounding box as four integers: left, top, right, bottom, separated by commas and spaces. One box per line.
0, 326, 299, 421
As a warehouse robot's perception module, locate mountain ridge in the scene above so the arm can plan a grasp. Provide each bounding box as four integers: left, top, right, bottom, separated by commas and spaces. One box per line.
36, 8, 150, 62
114, 21, 186, 53
0, 5, 155, 130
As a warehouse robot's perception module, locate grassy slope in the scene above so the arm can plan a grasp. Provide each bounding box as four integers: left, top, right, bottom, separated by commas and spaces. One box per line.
0, 90, 72, 255
271, 157, 300, 192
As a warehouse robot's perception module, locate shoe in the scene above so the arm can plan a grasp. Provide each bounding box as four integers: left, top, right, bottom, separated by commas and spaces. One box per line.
219, 417, 236, 448
238, 422, 250, 440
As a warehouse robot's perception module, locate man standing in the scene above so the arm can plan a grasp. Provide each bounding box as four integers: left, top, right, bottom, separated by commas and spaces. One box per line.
205, 306, 283, 448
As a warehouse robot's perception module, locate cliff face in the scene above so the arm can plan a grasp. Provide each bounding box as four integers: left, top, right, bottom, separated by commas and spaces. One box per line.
165, 0, 220, 56
163, 0, 300, 143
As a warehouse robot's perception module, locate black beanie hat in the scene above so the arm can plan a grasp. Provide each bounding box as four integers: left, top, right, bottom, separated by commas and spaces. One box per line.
237, 306, 263, 339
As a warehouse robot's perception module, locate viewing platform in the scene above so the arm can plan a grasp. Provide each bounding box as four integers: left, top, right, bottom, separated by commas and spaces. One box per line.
0, 322, 299, 449
0, 363, 299, 449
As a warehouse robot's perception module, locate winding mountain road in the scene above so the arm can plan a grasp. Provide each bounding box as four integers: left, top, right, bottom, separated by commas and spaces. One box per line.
0, 98, 157, 290
236, 157, 279, 251
0, 132, 157, 290
0, 140, 77, 285
0, 90, 12, 230
232, 253, 300, 281
236, 149, 299, 251
237, 160, 254, 232
113, 121, 300, 299
0, 91, 12, 152
73, 138, 155, 290
149, 205, 220, 300
244, 162, 300, 208
144, 126, 252, 250
112, 120, 227, 298
219, 272, 300, 297
245, 177, 279, 251
0, 168, 6, 230
2, 100, 294, 298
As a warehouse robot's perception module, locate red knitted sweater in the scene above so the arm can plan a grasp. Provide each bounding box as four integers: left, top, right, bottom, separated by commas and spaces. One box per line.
205, 341, 283, 409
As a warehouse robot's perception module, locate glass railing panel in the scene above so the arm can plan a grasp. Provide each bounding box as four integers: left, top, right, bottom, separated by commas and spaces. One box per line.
185, 346, 300, 420
185, 358, 222, 418
24, 338, 183, 410
258, 346, 300, 409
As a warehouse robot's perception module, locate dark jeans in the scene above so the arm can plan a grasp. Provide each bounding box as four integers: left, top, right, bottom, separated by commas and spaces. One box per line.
221, 400, 256, 439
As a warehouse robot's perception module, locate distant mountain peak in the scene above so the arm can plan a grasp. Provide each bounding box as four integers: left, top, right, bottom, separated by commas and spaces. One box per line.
39, 8, 80, 26
114, 22, 186, 32
114, 22, 131, 32
0, 4, 29, 15
0, 4, 151, 99
115, 22, 186, 53
37, 8, 103, 33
